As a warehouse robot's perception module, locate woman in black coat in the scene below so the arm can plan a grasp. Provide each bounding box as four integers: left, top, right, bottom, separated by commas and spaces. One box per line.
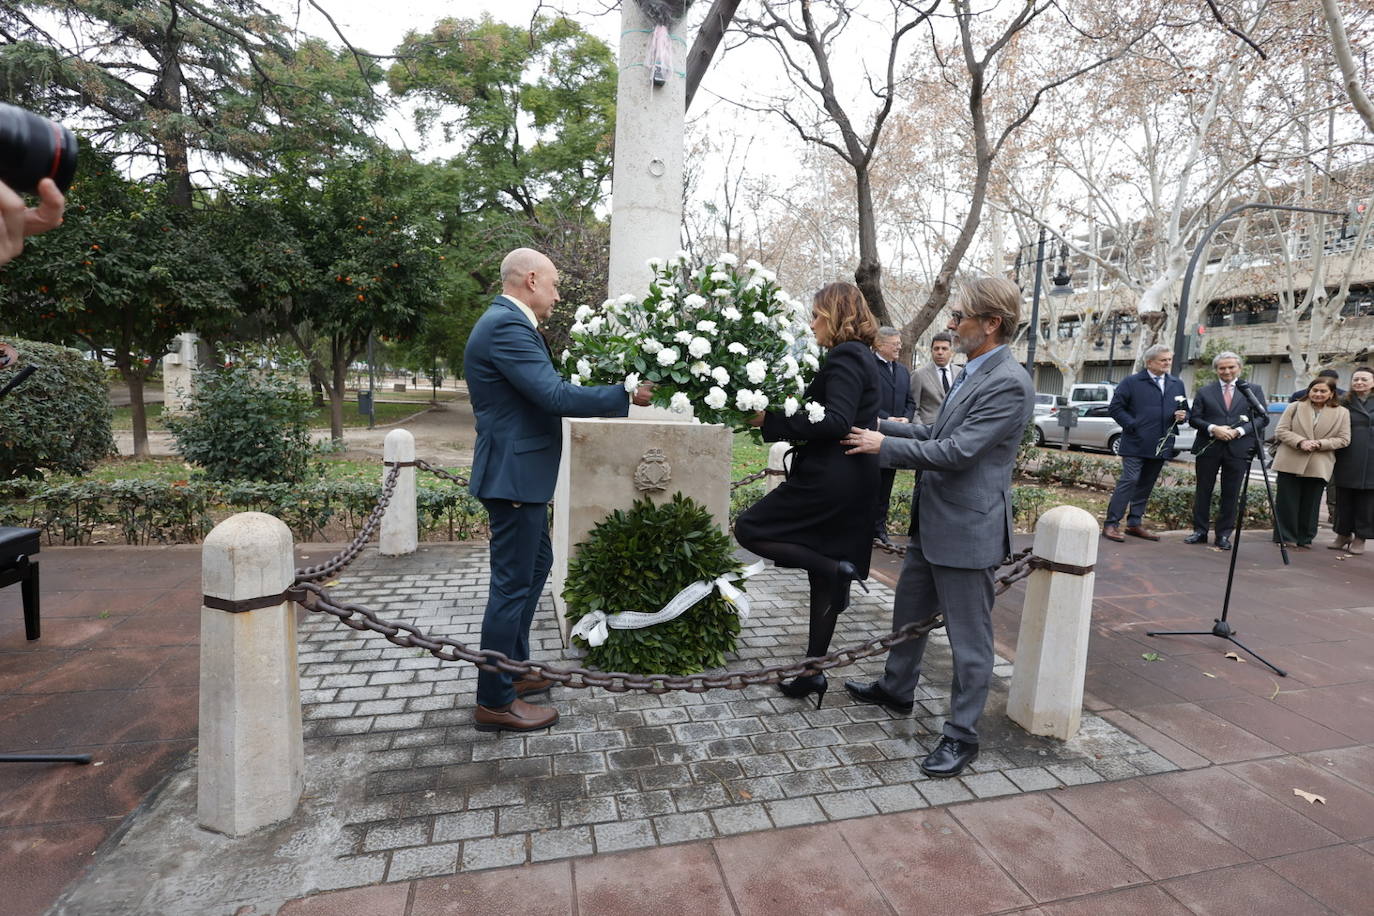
1330, 366, 1374, 555
734, 281, 882, 706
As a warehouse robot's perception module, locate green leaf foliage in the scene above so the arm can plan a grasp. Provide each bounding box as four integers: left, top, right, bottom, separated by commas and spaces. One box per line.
163, 360, 320, 484
0, 337, 114, 479
564, 494, 743, 676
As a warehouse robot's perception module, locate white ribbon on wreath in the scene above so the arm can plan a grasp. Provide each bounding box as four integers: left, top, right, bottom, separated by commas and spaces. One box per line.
569, 559, 767, 647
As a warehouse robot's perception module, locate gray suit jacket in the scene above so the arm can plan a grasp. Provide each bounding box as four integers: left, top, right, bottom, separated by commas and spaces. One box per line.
911, 361, 955, 424
880, 346, 1034, 569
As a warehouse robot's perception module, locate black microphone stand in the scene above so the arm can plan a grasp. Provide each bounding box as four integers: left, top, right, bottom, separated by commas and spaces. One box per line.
0, 354, 93, 765
1147, 380, 1288, 676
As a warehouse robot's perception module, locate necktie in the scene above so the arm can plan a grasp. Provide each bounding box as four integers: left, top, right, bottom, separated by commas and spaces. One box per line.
1155, 375, 1165, 393
940, 367, 950, 393
1223, 384, 1233, 410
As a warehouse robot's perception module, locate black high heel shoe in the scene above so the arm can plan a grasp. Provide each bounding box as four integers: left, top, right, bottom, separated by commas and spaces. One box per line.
778, 672, 828, 708
829, 560, 869, 615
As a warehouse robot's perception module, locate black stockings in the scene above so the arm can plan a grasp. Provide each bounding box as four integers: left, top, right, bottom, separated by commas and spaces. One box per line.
736, 536, 841, 658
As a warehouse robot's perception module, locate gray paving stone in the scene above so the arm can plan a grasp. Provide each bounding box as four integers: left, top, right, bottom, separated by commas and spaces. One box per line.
433, 809, 496, 842
766, 797, 827, 828
593, 819, 658, 853
607, 747, 657, 769
1128, 751, 1176, 775
553, 751, 606, 775
641, 707, 689, 726
655, 742, 709, 764
718, 717, 767, 738
728, 776, 785, 802
670, 784, 729, 812
617, 789, 676, 819
467, 783, 527, 809
560, 796, 618, 826
496, 756, 553, 779
639, 764, 693, 791
461, 835, 528, 870
526, 734, 577, 756
710, 804, 773, 836
826, 765, 882, 790
585, 771, 639, 796
738, 754, 793, 778
577, 731, 627, 751
653, 812, 716, 844
962, 771, 1020, 798
918, 779, 975, 806
388, 842, 462, 880
816, 791, 880, 821
787, 747, 840, 770
776, 770, 834, 797
1047, 762, 1105, 786
362, 820, 429, 852
750, 731, 801, 754
530, 827, 594, 863
1004, 767, 1062, 792
865, 784, 928, 813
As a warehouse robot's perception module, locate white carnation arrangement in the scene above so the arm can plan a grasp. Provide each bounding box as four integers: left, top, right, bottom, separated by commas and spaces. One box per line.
561, 252, 824, 431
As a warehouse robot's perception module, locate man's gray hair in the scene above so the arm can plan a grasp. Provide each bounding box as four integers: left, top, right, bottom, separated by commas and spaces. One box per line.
1211, 350, 1244, 369
876, 326, 900, 339
1142, 343, 1172, 363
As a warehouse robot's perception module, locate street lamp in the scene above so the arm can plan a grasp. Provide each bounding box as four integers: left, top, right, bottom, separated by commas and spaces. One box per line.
1014, 230, 1074, 380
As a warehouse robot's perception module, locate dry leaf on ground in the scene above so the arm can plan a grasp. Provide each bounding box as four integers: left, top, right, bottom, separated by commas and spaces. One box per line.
1293, 789, 1326, 804
1224, 652, 1245, 662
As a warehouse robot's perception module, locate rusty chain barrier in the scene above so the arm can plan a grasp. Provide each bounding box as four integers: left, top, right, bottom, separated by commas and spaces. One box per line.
270, 459, 1035, 693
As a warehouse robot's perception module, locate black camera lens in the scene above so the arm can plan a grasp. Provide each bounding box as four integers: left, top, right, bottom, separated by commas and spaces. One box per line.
0, 102, 78, 195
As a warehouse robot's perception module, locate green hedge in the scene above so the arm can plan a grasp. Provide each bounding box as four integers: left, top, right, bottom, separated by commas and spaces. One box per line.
0, 338, 114, 480
0, 475, 487, 545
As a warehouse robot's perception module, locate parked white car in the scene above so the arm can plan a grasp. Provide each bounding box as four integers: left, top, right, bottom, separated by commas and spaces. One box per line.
1034, 404, 1196, 455
1033, 392, 1068, 416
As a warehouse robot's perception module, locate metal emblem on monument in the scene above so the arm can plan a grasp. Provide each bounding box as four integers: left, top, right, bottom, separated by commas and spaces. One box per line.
633, 448, 672, 492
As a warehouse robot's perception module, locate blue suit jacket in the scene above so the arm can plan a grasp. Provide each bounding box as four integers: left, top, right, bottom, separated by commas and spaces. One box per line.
1108, 369, 1189, 459
464, 296, 629, 503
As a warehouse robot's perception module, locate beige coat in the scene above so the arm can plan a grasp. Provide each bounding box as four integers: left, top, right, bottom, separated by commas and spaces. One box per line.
1273, 401, 1351, 480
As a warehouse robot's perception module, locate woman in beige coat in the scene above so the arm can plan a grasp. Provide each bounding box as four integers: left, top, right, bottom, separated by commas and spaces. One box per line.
1273, 377, 1351, 548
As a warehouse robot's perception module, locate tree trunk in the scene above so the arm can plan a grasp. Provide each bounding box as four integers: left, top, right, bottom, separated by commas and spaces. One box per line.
157, 2, 193, 209
329, 348, 347, 442
119, 358, 149, 458
852, 168, 888, 323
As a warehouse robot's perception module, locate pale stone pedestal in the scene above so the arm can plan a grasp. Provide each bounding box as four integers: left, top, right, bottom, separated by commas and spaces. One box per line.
380, 428, 417, 557
197, 512, 304, 836
1006, 505, 1099, 740
551, 418, 732, 644
162, 332, 202, 414
766, 441, 793, 493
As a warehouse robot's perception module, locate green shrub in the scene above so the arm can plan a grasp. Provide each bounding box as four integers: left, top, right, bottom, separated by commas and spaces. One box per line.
1145, 484, 1273, 530
164, 359, 320, 483
564, 494, 743, 676
0, 337, 114, 479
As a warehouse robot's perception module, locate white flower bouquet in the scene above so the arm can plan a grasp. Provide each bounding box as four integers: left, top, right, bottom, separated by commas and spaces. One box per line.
561, 252, 823, 432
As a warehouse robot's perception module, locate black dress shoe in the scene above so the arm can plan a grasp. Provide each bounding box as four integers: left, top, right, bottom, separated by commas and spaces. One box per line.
1183, 531, 1208, 545
778, 673, 828, 709
1215, 535, 1232, 551
843, 679, 914, 714
920, 736, 979, 778
829, 560, 869, 615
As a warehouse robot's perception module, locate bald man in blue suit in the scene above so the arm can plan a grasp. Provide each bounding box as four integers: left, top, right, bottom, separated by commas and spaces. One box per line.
465, 248, 653, 732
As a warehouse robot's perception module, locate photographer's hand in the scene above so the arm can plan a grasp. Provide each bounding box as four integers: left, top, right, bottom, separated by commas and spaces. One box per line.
1, 178, 65, 267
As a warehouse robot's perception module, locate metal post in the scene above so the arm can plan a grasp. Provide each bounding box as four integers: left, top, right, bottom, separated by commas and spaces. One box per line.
366, 332, 376, 430
1106, 312, 1118, 383
1024, 227, 1047, 378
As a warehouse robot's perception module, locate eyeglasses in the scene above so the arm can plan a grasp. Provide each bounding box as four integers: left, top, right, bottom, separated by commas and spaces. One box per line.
949, 310, 980, 324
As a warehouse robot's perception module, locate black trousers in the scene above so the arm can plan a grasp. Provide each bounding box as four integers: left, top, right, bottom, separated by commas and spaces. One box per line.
873, 468, 896, 538
1332, 487, 1374, 539
1274, 473, 1326, 546
1192, 450, 1249, 537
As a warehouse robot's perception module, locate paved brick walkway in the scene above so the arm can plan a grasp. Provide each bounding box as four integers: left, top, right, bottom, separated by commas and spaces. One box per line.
9, 529, 1374, 915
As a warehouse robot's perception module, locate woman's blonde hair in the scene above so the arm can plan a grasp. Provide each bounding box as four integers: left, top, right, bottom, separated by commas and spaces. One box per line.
813, 282, 878, 348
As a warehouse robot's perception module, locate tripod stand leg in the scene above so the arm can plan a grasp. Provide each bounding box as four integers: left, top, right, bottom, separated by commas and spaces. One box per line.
0, 754, 93, 764
1220, 635, 1287, 677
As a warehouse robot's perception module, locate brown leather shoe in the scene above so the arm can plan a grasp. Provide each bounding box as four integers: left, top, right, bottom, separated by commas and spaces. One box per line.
474, 699, 558, 733
1124, 525, 1160, 541
515, 675, 554, 697
1102, 523, 1125, 542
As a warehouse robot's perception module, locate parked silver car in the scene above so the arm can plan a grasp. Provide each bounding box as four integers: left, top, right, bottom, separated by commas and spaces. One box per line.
1033, 405, 1196, 455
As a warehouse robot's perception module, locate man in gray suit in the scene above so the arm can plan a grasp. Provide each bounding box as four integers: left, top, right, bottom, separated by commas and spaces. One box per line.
841, 277, 1034, 778
910, 332, 957, 424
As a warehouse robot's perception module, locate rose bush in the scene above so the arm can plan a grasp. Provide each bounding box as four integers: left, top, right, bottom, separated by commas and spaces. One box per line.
560, 253, 824, 432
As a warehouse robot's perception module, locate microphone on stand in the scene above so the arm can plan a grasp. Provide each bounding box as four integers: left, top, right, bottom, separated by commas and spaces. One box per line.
1234, 378, 1267, 415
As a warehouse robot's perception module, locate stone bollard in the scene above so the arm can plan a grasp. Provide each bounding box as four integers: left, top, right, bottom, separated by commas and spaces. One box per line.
380, 428, 417, 556
198, 512, 303, 836
765, 442, 793, 493
1006, 505, 1099, 740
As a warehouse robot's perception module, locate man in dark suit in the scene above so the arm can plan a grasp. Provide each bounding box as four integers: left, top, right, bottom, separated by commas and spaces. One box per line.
841, 277, 1035, 778
464, 248, 652, 732
1102, 344, 1189, 542
1185, 351, 1265, 551
1290, 368, 1343, 401
910, 332, 957, 424
871, 326, 916, 544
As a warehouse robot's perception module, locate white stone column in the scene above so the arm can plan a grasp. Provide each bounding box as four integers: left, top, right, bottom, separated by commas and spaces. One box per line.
1006, 505, 1099, 740
380, 428, 417, 557
162, 332, 201, 415
766, 442, 793, 493
607, 2, 687, 298
198, 512, 303, 836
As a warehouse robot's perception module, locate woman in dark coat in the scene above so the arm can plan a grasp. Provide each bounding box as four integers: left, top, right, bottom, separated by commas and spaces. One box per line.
1330, 366, 1374, 555
734, 282, 881, 706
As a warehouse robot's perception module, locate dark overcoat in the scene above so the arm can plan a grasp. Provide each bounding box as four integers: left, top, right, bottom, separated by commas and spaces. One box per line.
737, 341, 882, 577
1332, 394, 1374, 490
1108, 368, 1189, 459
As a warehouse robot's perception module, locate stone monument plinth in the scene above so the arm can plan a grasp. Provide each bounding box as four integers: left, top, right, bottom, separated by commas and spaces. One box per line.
551, 417, 732, 644
162, 332, 202, 414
